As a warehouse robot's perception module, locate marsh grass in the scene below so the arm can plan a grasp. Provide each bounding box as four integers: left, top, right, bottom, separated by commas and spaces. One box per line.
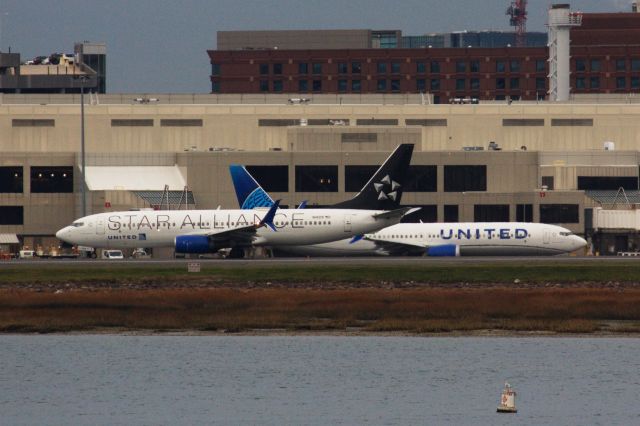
1, 287, 640, 334
2, 261, 640, 284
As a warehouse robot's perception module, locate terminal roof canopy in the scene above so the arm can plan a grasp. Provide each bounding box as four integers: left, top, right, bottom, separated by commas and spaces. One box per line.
83, 166, 186, 191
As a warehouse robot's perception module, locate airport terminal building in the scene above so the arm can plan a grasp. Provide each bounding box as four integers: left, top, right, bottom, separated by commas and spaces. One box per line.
1, 93, 640, 255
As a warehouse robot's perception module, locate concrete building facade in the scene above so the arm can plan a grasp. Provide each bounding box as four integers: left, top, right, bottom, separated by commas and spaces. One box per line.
1, 94, 640, 255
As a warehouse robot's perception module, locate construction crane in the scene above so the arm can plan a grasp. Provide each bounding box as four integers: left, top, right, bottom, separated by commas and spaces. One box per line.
506, 0, 528, 47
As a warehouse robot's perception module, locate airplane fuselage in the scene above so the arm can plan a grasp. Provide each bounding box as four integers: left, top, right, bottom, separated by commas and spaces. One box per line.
274, 222, 587, 257
56, 208, 401, 249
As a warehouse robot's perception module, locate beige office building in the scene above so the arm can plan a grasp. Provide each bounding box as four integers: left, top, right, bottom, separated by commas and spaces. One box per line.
1, 93, 639, 255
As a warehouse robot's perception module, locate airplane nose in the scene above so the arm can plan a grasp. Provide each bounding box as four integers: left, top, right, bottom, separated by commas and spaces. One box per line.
56, 227, 68, 242
574, 235, 587, 250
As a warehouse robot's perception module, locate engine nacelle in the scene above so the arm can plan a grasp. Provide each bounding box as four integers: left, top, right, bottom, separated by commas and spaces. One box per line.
175, 235, 221, 254
426, 244, 461, 257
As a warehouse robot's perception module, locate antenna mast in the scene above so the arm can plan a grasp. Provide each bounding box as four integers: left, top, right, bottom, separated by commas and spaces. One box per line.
506, 0, 528, 47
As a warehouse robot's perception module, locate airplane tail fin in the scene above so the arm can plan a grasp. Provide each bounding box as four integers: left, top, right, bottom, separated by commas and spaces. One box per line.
229, 164, 275, 209
332, 144, 414, 210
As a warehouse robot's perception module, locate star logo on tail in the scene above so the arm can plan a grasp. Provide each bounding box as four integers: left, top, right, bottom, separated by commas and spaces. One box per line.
374, 175, 401, 201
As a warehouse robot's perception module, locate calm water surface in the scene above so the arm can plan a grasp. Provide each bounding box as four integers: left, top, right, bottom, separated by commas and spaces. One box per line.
1, 336, 639, 425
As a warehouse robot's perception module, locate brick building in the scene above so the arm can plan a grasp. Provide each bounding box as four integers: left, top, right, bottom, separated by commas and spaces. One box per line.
208, 12, 640, 102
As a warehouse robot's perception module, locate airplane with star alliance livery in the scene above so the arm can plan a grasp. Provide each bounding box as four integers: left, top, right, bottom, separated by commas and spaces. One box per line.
56, 145, 417, 256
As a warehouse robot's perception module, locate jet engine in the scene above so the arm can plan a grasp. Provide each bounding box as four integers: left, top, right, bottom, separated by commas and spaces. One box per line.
175, 235, 223, 254
426, 244, 461, 257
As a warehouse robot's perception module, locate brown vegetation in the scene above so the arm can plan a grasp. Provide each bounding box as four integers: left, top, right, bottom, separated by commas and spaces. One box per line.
1, 287, 639, 334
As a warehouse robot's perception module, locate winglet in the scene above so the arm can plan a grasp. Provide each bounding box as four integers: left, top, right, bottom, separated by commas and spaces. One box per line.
349, 235, 363, 244
260, 199, 280, 231
297, 200, 307, 209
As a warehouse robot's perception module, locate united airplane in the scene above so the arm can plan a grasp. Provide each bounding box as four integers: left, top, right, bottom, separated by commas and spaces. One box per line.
230, 156, 587, 257
56, 145, 417, 255
273, 222, 587, 257
55, 201, 415, 254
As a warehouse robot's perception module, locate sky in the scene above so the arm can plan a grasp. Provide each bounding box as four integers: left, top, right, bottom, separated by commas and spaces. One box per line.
0, 0, 632, 93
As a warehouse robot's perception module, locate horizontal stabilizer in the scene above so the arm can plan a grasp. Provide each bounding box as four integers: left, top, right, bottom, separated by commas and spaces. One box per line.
349, 235, 364, 244
372, 206, 421, 221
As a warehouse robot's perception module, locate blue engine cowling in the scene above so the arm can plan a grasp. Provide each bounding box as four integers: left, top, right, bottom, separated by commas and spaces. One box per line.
175, 235, 220, 254
426, 244, 460, 257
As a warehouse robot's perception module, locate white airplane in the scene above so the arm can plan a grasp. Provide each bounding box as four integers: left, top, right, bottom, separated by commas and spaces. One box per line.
273, 222, 587, 257
55, 144, 418, 255
55, 201, 415, 255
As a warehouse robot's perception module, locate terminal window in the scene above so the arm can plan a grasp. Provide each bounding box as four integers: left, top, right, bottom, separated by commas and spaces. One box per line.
295, 166, 338, 192
337, 62, 348, 74
406, 166, 437, 192
0, 167, 23, 193
351, 62, 361, 74
577, 176, 638, 191
345, 166, 378, 192
245, 166, 289, 193
616, 59, 626, 71
30, 167, 73, 193
540, 204, 579, 224
444, 165, 487, 192
516, 204, 533, 222
474, 204, 509, 222
401, 205, 437, 223
299, 63, 309, 74
416, 61, 426, 73
444, 205, 459, 222
430, 61, 440, 73
0, 206, 23, 225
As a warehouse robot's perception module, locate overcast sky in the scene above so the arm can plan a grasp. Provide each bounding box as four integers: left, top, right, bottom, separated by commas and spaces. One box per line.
0, 0, 631, 93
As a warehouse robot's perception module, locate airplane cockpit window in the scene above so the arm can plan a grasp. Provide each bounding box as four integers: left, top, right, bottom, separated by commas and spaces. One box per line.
72, 222, 84, 227
559, 231, 573, 236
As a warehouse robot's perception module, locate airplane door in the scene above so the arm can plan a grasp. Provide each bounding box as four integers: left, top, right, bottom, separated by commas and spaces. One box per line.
543, 229, 550, 244
96, 218, 105, 235
344, 214, 353, 233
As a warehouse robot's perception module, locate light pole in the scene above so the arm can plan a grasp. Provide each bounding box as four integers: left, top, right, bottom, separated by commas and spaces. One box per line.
75, 75, 89, 216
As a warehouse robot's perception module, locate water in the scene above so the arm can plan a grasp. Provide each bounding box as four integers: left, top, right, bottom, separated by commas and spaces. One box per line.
1, 336, 639, 425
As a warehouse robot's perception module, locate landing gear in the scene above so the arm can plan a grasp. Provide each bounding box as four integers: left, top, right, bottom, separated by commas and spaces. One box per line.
228, 247, 245, 259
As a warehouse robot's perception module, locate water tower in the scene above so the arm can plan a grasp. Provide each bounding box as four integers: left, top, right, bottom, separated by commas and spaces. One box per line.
547, 4, 582, 101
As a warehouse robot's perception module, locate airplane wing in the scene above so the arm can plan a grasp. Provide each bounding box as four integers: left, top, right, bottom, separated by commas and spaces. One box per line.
372, 207, 421, 220
204, 200, 280, 244
361, 236, 427, 256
